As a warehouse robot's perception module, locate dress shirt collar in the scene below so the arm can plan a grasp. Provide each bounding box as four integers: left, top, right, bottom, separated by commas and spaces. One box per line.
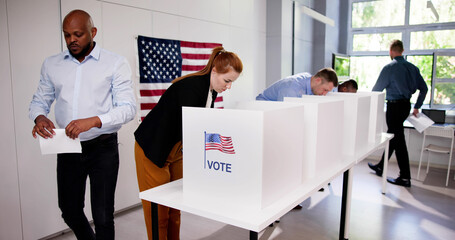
393, 56, 405, 61
63, 42, 100, 62
304, 76, 313, 95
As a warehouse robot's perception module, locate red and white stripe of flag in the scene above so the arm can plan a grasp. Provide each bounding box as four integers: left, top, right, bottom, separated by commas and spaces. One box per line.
139, 41, 224, 121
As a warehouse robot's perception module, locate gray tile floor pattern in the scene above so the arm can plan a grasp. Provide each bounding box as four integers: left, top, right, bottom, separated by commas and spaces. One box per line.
46, 160, 455, 240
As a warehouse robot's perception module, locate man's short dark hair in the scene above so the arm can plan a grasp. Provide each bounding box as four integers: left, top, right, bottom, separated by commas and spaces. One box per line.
341, 79, 358, 90
390, 39, 404, 53
314, 68, 338, 87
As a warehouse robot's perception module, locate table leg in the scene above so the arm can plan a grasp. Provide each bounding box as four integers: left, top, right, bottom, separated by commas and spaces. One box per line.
339, 168, 353, 240
250, 230, 258, 240
382, 141, 390, 194
151, 202, 159, 240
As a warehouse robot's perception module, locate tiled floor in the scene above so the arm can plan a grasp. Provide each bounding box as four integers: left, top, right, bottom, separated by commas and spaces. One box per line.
47, 160, 455, 240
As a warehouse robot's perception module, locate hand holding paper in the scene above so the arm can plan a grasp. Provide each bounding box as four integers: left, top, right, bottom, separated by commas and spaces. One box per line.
39, 129, 82, 154
406, 113, 434, 133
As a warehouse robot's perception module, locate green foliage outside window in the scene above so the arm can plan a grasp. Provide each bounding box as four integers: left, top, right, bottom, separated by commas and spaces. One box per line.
407, 55, 432, 105
434, 83, 455, 105
411, 30, 455, 50
410, 0, 455, 25
350, 0, 455, 107
352, 0, 405, 28
434, 56, 455, 105
353, 33, 402, 52
436, 56, 455, 79
350, 56, 390, 91
334, 56, 350, 77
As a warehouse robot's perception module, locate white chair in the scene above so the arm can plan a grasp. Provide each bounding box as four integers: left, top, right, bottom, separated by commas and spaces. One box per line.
418, 126, 454, 186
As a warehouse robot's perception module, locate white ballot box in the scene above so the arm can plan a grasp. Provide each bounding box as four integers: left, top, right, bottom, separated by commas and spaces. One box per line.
182, 101, 305, 210
326, 92, 371, 156
356, 91, 385, 143
284, 96, 344, 180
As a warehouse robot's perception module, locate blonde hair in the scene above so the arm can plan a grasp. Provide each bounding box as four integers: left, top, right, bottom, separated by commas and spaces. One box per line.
172, 46, 243, 83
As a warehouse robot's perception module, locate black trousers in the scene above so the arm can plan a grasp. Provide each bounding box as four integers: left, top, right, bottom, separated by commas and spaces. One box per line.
378, 101, 411, 179
57, 133, 119, 240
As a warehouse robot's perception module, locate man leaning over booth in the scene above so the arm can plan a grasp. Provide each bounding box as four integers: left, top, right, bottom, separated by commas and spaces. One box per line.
256, 67, 339, 210
256, 67, 339, 101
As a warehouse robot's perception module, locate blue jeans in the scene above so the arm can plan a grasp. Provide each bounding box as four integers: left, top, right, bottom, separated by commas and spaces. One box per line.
57, 133, 119, 240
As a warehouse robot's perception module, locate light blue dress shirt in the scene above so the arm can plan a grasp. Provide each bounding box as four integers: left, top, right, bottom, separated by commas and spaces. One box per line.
372, 56, 428, 109
256, 72, 313, 101
29, 44, 136, 141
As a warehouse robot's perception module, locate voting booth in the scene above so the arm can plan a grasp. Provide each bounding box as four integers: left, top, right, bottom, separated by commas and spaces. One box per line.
182, 101, 305, 210
356, 91, 385, 143
326, 92, 371, 156
284, 96, 344, 180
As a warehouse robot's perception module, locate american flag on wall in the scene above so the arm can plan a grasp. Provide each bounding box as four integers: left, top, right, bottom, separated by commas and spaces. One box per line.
205, 133, 236, 154
137, 35, 224, 121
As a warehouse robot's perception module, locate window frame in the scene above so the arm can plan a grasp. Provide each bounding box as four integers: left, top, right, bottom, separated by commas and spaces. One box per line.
348, 0, 455, 108
431, 51, 455, 108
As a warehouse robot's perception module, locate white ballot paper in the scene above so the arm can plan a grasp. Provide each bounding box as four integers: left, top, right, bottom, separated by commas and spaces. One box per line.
39, 129, 82, 154
406, 113, 435, 133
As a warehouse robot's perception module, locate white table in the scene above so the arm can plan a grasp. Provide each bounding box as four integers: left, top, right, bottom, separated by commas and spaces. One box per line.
140, 133, 393, 240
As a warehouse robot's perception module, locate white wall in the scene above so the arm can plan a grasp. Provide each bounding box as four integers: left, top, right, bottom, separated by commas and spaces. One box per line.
266, 0, 295, 87
294, 0, 315, 74
7, 0, 65, 239
0, 0, 23, 239
1, 0, 266, 239
266, 0, 343, 87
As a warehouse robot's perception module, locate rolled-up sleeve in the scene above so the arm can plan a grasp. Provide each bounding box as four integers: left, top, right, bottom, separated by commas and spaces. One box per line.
372, 67, 389, 92
414, 70, 428, 109
29, 60, 55, 121
98, 57, 136, 128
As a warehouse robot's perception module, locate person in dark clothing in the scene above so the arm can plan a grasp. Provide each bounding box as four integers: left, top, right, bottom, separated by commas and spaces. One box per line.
368, 39, 428, 188
134, 46, 243, 239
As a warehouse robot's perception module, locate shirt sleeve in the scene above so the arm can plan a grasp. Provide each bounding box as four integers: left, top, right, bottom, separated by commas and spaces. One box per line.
97, 57, 137, 128
276, 84, 302, 101
413, 69, 428, 109
372, 67, 389, 92
29, 59, 55, 122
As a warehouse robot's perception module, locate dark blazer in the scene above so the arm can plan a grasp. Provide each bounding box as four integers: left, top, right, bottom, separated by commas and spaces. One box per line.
134, 74, 217, 168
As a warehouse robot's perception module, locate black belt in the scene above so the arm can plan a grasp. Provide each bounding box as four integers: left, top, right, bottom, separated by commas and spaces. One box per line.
387, 99, 410, 103
81, 133, 117, 146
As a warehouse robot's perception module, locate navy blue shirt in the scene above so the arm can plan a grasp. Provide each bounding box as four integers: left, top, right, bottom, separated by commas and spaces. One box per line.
372, 56, 428, 109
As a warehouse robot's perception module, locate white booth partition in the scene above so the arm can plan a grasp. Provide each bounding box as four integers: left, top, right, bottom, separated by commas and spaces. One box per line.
284, 96, 344, 180
326, 92, 371, 156
356, 91, 385, 143
182, 101, 305, 210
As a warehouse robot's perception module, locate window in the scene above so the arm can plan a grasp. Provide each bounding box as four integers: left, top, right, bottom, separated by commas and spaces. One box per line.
348, 0, 455, 108
332, 54, 351, 81
407, 55, 433, 105
432, 53, 455, 107
411, 30, 455, 50
352, 33, 401, 52
410, 0, 455, 25
350, 56, 390, 91
352, 0, 405, 28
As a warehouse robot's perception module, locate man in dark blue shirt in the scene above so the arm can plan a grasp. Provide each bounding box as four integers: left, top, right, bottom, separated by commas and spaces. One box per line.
368, 40, 428, 187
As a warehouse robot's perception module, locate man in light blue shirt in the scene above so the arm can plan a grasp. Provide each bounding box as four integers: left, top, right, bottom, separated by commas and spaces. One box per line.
368, 39, 428, 188
256, 67, 338, 211
29, 10, 136, 239
256, 68, 339, 101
